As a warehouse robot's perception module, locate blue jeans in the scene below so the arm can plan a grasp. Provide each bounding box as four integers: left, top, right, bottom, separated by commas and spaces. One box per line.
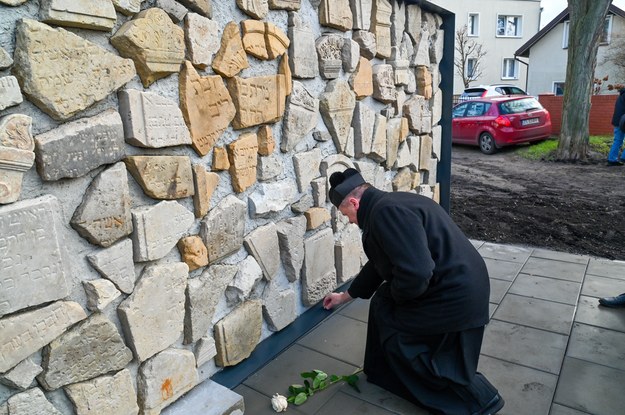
608, 126, 625, 162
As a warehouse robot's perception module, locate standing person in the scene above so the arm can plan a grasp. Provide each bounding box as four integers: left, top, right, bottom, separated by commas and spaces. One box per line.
607, 87, 625, 166
323, 168, 504, 415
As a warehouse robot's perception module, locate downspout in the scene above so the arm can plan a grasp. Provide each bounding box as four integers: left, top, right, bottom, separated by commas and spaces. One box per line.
515, 55, 529, 92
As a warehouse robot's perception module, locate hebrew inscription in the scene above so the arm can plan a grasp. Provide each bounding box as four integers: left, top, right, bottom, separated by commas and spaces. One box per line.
39, 0, 117, 31
199, 195, 246, 263
227, 75, 287, 129
227, 132, 259, 193
0, 195, 70, 317
288, 13, 318, 79
124, 155, 195, 200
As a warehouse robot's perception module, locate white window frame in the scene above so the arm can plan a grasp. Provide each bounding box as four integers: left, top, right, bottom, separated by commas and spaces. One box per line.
467, 58, 478, 80
562, 21, 570, 48
468, 13, 480, 36
501, 58, 518, 80
563, 15, 612, 48
553, 81, 565, 96
497, 14, 523, 38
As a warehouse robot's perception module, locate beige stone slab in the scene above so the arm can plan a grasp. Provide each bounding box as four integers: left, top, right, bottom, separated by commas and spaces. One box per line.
237, 0, 268, 19
228, 132, 258, 193
214, 300, 262, 367
7, 388, 63, 414
242, 20, 269, 60
179, 61, 236, 156
349, 57, 373, 99
111, 8, 185, 88
281, 80, 319, 152
265, 22, 290, 59
0, 301, 87, 373
0, 115, 34, 204
353, 29, 377, 60
0, 76, 23, 111
371, 0, 392, 58
416, 66, 433, 99
177, 0, 212, 17
0, 358, 42, 390
192, 164, 219, 217
0, 47, 12, 69
350, 0, 371, 30
177, 235, 208, 271
372, 63, 397, 103
0, 0, 29, 5
12, 19, 135, 121
111, 0, 143, 15
124, 155, 194, 200
65, 369, 139, 415
83, 279, 121, 312
304, 207, 330, 230
227, 75, 287, 129
212, 21, 249, 78
302, 228, 336, 306
279, 53, 292, 98
319, 0, 352, 31
199, 195, 246, 263
320, 79, 356, 154
39, 0, 117, 31
316, 33, 343, 79
0, 114, 31, 150
269, 0, 300, 10
212, 146, 230, 171
185, 12, 219, 69
288, 12, 318, 79
257, 125, 275, 156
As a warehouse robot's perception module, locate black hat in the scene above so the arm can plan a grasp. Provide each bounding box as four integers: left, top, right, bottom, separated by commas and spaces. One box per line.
329, 168, 365, 207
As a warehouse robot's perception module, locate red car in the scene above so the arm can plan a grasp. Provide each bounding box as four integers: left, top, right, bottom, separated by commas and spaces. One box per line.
452, 96, 552, 154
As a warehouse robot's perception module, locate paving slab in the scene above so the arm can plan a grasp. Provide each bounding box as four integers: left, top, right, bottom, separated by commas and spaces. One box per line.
314, 390, 401, 415
566, 322, 625, 371
574, 295, 625, 333
484, 257, 523, 281
530, 248, 590, 265
233, 385, 307, 415
549, 403, 591, 415
478, 242, 532, 263
493, 294, 575, 335
489, 278, 512, 304
586, 258, 625, 279
580, 274, 625, 298
554, 357, 625, 415
520, 257, 587, 282
509, 274, 581, 305
337, 298, 369, 323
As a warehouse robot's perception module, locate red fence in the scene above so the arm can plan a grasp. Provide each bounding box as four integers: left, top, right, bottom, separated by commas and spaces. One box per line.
538, 93, 617, 136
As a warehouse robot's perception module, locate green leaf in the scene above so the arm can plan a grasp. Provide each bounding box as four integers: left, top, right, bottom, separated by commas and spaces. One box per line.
329, 374, 340, 383
313, 376, 321, 389
287, 396, 296, 403
294, 392, 308, 406
300, 371, 316, 379
313, 370, 328, 380
304, 380, 311, 390
318, 379, 328, 390
289, 384, 306, 395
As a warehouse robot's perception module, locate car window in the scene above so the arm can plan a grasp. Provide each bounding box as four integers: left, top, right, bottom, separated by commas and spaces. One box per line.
496, 86, 526, 95
462, 88, 486, 98
465, 102, 491, 117
452, 103, 468, 118
498, 98, 543, 114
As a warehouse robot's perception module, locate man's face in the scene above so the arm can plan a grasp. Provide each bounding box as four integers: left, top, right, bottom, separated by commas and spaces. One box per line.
339, 197, 359, 225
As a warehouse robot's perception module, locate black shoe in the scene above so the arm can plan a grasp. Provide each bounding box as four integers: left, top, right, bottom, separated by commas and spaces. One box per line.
598, 293, 625, 308
607, 160, 624, 166
473, 394, 505, 415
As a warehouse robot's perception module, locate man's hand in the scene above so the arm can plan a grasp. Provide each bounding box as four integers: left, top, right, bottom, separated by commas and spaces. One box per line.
323, 291, 353, 310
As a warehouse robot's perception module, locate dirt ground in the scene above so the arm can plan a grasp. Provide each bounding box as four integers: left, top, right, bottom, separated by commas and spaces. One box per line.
449, 144, 625, 261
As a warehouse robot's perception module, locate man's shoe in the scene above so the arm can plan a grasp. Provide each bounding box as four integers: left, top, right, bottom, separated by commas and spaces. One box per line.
473, 394, 505, 415
607, 160, 624, 166
598, 293, 625, 308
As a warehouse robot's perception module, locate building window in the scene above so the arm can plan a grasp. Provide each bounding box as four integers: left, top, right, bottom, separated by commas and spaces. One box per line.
467, 58, 478, 80
497, 15, 522, 37
468, 13, 479, 36
563, 15, 611, 48
600, 15, 613, 44
502, 58, 518, 79
553, 82, 565, 96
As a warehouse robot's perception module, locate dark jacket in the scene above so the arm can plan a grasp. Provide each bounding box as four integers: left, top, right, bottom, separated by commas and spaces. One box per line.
611, 88, 625, 127
347, 187, 490, 335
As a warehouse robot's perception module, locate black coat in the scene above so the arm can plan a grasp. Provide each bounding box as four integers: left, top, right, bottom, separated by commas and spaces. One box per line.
347, 187, 490, 336
611, 88, 625, 127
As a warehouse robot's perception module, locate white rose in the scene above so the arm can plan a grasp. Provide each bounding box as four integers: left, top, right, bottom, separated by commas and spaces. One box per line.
271, 393, 288, 412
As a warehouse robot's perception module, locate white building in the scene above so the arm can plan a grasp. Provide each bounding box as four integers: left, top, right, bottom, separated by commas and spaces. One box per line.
429, 0, 542, 94
515, 4, 625, 96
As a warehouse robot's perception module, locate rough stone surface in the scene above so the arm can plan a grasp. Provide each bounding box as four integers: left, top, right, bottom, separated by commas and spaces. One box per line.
137, 348, 198, 415
371, 0, 392, 58
0, 114, 34, 204
244, 223, 280, 281
0, 195, 70, 317
319, 0, 352, 31
192, 165, 219, 218
39, 0, 117, 31
111, 8, 185, 87
316, 33, 343, 79
352, 101, 375, 158
237, 0, 268, 19
6, 387, 63, 415
257, 125, 275, 156
34, 109, 126, 181
372, 64, 397, 103
0, 358, 42, 390
405, 3, 422, 44
335, 223, 363, 283
184, 264, 237, 344
292, 147, 321, 193
288, 12, 318, 79
177, 0, 212, 17
200, 195, 246, 263
276, 215, 306, 282
111, 0, 144, 15
311, 176, 327, 206
0, 47, 13, 69
304, 207, 330, 230
214, 300, 262, 367
225, 256, 263, 306
177, 235, 208, 272
131, 201, 194, 262
194, 336, 216, 367
350, 0, 371, 30
125, 155, 195, 199
212, 146, 230, 171
87, 238, 136, 294
419, 134, 433, 170
185, 13, 219, 69
65, 369, 139, 415
281, 81, 319, 152
249, 179, 299, 217
180, 61, 236, 156
301, 228, 336, 306
269, 0, 300, 10
212, 21, 249, 78
83, 279, 121, 311
320, 79, 356, 154
257, 153, 282, 181
262, 284, 296, 331
227, 132, 258, 193
71, 162, 133, 248
403, 94, 432, 134
0, 301, 87, 373
242, 20, 289, 59
156, 0, 188, 22
353, 30, 376, 59
369, 113, 387, 162
161, 379, 244, 415
227, 75, 287, 129
386, 117, 401, 169
38, 313, 133, 390
349, 57, 373, 100
0, 76, 23, 111
118, 89, 192, 148
12, 19, 135, 120
416, 65, 433, 99
118, 262, 188, 362
341, 38, 360, 73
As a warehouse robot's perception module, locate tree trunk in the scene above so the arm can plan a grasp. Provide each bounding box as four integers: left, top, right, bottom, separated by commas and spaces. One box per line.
556, 0, 612, 161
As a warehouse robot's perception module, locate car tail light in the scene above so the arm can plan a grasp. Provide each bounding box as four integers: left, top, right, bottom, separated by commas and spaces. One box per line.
493, 116, 511, 127
545, 111, 551, 122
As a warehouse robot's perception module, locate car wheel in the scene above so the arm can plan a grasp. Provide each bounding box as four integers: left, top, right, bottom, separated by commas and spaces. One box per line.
479, 133, 497, 155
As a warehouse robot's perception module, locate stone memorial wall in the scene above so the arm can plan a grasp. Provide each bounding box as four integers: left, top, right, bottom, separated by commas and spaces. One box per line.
0, 0, 445, 413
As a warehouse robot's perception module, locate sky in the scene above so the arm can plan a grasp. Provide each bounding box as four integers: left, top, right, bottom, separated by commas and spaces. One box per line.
540, 0, 625, 28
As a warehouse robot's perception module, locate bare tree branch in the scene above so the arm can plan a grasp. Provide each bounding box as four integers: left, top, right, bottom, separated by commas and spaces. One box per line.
454, 25, 488, 88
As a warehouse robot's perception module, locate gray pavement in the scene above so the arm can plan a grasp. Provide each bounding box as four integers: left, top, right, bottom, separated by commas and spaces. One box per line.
235, 241, 625, 415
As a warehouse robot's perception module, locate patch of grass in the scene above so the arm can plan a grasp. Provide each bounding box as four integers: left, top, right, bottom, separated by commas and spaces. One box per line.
516, 135, 613, 160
